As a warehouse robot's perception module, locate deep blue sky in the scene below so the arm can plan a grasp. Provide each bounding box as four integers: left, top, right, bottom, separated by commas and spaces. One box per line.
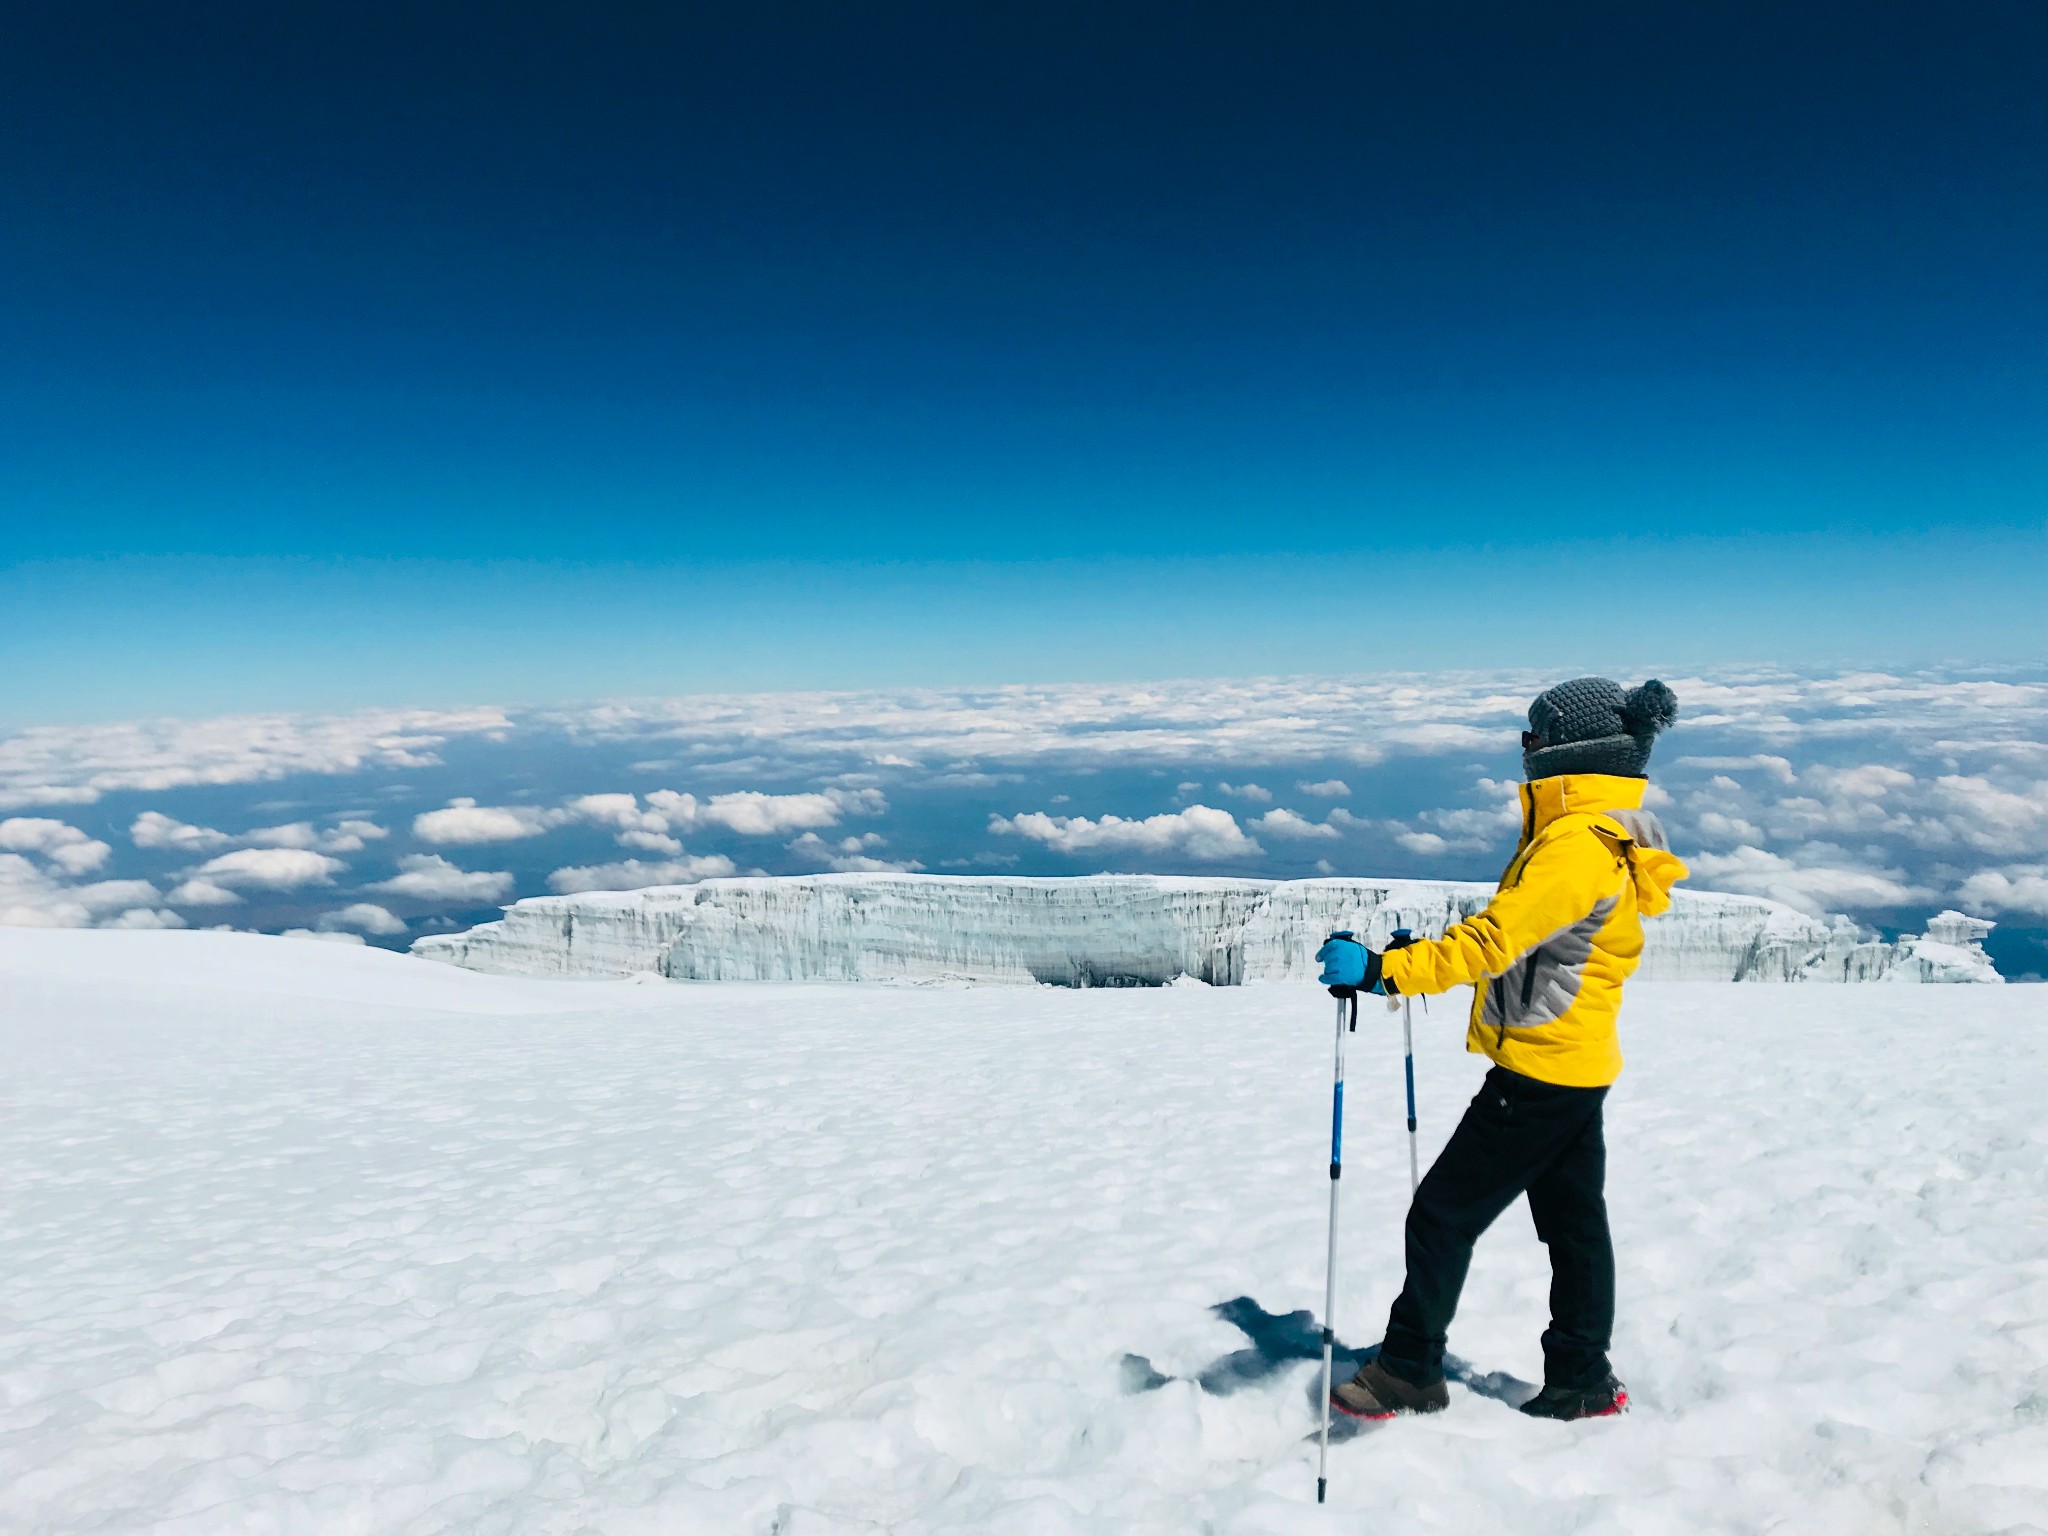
3, 2, 2042, 720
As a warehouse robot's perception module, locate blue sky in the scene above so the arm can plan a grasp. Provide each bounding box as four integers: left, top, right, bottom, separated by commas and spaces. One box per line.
3, 3, 2043, 720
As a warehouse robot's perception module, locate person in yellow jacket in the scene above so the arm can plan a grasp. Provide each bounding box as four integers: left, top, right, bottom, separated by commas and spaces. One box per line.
1324, 676, 1687, 1422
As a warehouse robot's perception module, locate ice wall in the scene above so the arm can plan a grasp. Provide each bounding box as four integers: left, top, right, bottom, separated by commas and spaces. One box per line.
411, 875, 2002, 985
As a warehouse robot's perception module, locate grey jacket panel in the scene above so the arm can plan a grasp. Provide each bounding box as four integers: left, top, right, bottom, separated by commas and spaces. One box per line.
1601, 807, 1670, 851
1482, 893, 1620, 1032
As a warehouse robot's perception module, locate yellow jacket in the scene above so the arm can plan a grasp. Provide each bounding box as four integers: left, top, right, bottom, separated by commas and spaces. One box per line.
1380, 774, 1688, 1088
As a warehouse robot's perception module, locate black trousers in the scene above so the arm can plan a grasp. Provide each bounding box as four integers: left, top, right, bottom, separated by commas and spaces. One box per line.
1377, 1065, 1614, 1390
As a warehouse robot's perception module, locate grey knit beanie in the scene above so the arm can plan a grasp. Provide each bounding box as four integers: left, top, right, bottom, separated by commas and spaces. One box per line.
1522, 677, 1679, 780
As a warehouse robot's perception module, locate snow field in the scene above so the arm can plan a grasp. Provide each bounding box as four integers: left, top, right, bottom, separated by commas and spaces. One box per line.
1, 929, 2044, 1534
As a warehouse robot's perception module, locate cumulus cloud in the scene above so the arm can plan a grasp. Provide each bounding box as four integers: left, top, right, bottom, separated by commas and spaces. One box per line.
1370, 785, 1524, 857
0, 854, 172, 929
1216, 782, 1274, 803
133, 810, 385, 855
1685, 845, 1933, 915
1670, 755, 1797, 783
647, 787, 885, 836
13, 668, 2048, 941
544, 856, 738, 894
991, 805, 1263, 860
412, 799, 562, 845
1252, 808, 1341, 840
566, 793, 675, 845
165, 878, 243, 906
370, 855, 515, 903
0, 785, 100, 811
1954, 866, 2048, 920
787, 832, 925, 873
411, 787, 890, 859
316, 903, 408, 936
190, 848, 347, 891
0, 706, 513, 810
131, 811, 233, 852
0, 817, 112, 875
102, 906, 189, 930
244, 819, 385, 853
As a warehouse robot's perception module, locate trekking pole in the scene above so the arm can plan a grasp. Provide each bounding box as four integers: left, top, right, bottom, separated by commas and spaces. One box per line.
1317, 983, 1356, 1504
1389, 931, 1420, 1196
1401, 993, 1420, 1196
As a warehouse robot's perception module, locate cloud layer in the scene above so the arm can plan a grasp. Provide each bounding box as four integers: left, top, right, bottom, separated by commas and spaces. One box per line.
2, 669, 2042, 970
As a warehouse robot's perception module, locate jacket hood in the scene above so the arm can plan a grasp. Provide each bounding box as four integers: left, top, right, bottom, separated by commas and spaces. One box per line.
1519, 773, 1688, 916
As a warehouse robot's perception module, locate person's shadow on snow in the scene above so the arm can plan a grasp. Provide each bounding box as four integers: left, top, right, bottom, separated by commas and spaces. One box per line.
1120, 1296, 1535, 1434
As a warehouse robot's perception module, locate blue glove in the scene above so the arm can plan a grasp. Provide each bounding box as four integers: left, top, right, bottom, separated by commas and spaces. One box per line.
1316, 931, 1382, 995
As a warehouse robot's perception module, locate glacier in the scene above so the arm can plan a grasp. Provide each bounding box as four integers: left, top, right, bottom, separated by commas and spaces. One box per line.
411, 873, 2002, 984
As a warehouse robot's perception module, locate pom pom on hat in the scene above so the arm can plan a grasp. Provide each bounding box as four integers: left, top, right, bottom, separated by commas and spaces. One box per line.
1619, 679, 1679, 742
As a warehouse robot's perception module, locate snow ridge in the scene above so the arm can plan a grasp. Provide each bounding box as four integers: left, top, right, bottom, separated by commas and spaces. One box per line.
412, 874, 2001, 985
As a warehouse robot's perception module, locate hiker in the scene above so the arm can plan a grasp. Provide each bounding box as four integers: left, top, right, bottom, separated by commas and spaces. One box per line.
1316, 676, 1687, 1421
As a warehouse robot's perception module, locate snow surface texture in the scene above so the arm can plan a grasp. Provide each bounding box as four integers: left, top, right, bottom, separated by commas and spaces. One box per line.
4, 927, 2043, 1535
414, 873, 2003, 985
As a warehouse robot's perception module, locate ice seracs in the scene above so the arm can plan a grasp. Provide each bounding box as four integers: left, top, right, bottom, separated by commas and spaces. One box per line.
412, 874, 2003, 984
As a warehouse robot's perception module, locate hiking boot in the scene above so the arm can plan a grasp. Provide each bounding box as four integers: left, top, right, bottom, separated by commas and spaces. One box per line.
1330, 1358, 1450, 1419
1519, 1374, 1628, 1420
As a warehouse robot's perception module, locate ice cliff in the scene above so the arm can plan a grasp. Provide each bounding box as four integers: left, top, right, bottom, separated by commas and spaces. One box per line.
411, 875, 2002, 985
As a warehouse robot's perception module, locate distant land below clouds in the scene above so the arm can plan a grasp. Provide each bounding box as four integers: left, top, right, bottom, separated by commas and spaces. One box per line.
2, 668, 2044, 979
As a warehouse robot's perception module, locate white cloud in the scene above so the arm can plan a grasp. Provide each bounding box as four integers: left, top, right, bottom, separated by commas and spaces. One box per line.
133, 810, 384, 855
0, 818, 112, 875
1692, 811, 1765, 846
1686, 845, 1933, 915
787, 832, 925, 873
101, 907, 187, 930
1216, 782, 1274, 803
0, 785, 100, 811
562, 792, 686, 852
245, 820, 384, 854
544, 856, 738, 894
1803, 764, 1916, 799
0, 706, 513, 809
990, 805, 1263, 861
1670, 755, 1797, 783
166, 878, 243, 907
370, 855, 515, 903
1383, 723, 1506, 754
1954, 866, 2048, 920
316, 903, 408, 936
647, 787, 885, 836
412, 799, 562, 845
1373, 786, 1524, 856
0, 855, 169, 929
191, 848, 347, 891
46, 837, 114, 875
15, 668, 2048, 936
1298, 779, 1351, 798
1927, 775, 2048, 853
567, 792, 669, 835
131, 811, 233, 852
1252, 808, 1341, 841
